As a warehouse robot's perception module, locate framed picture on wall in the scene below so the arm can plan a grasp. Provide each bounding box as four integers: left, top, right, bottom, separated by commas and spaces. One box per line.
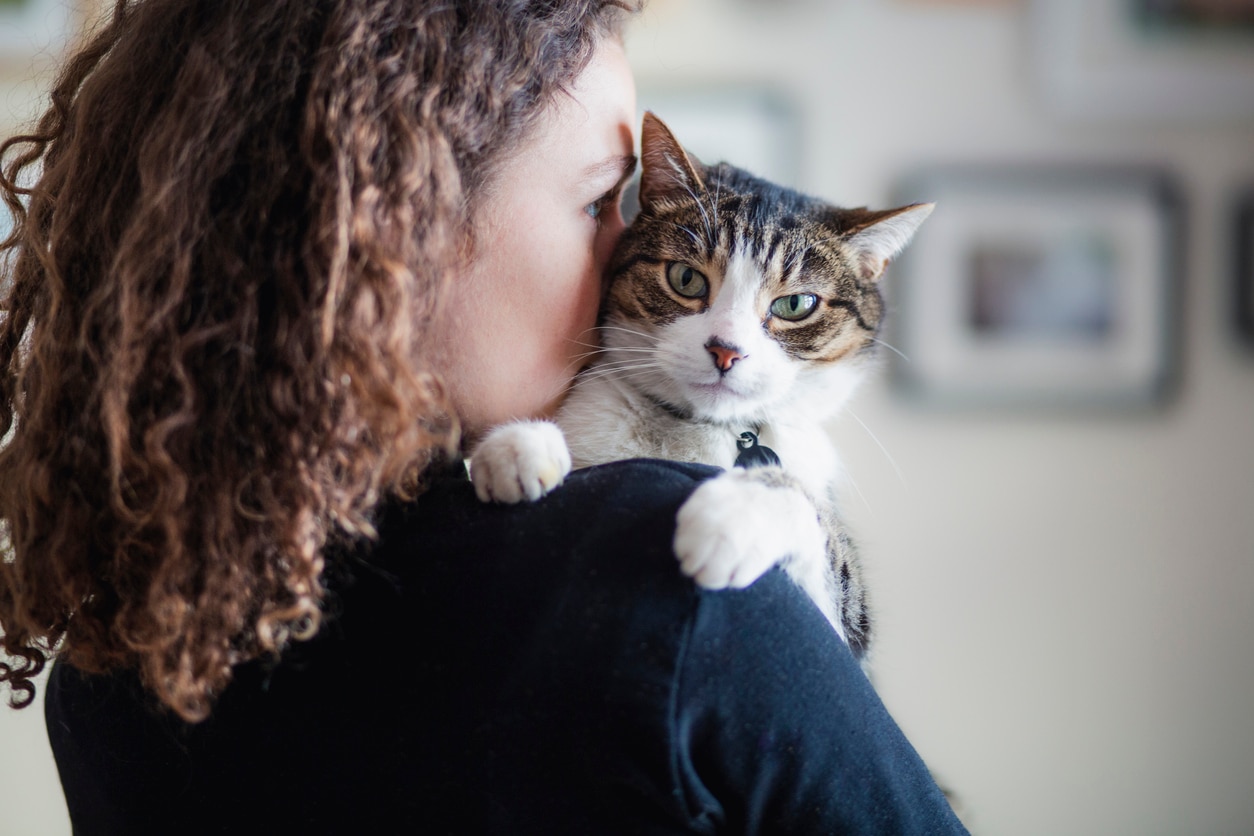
888, 167, 1183, 410
1031, 0, 1254, 121
1237, 188, 1254, 345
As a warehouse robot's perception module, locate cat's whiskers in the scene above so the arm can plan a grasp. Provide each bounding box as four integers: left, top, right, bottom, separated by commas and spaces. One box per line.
561, 344, 618, 379
584, 353, 662, 369
596, 323, 654, 336
709, 169, 723, 245
587, 354, 659, 369
567, 343, 656, 362
579, 364, 665, 381
782, 241, 813, 283
678, 180, 715, 251
567, 347, 605, 363
577, 354, 666, 377
565, 329, 659, 370
666, 220, 702, 249
595, 324, 662, 349
549, 355, 660, 410
577, 366, 668, 388
843, 470, 875, 516
845, 407, 906, 487
869, 337, 910, 363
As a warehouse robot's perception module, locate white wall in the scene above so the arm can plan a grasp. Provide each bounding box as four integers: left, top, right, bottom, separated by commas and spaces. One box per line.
3, 1, 1253, 834
626, 1, 1254, 834
0, 669, 65, 835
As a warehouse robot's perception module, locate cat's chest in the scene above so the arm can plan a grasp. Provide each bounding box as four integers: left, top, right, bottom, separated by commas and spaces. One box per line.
638, 419, 744, 470
557, 375, 840, 498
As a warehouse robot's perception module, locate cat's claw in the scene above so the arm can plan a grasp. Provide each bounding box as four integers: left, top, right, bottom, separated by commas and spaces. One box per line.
469, 421, 572, 504
674, 470, 825, 590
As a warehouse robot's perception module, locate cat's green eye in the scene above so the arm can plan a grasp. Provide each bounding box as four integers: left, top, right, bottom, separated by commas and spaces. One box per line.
770, 293, 819, 321
666, 262, 708, 299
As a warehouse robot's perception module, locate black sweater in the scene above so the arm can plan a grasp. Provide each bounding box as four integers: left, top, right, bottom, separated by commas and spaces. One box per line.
45, 459, 965, 834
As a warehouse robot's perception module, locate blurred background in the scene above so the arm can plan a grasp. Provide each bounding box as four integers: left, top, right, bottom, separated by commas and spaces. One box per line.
3, 0, 1254, 833
625, 1, 1254, 834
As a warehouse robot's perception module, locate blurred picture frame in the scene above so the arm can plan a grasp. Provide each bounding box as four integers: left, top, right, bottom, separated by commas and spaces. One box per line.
889, 167, 1183, 410
1237, 187, 1254, 345
1031, 0, 1254, 121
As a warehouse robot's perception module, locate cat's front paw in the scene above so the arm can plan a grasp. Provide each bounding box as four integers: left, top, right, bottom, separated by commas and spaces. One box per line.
469, 421, 572, 504
673, 469, 825, 589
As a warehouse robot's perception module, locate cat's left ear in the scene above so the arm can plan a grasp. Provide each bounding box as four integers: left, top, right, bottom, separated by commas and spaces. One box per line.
840, 203, 935, 282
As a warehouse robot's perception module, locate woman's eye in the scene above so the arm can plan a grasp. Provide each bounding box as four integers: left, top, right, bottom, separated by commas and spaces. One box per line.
584, 187, 619, 221
666, 262, 708, 298
770, 293, 819, 321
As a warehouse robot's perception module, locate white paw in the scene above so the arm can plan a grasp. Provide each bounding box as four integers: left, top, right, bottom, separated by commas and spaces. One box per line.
673, 471, 825, 589
469, 421, 572, 504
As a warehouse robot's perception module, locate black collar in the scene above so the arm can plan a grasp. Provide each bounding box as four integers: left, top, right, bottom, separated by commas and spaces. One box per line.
638, 392, 780, 468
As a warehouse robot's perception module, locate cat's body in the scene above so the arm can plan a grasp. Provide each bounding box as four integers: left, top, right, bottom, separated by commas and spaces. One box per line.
470, 114, 931, 660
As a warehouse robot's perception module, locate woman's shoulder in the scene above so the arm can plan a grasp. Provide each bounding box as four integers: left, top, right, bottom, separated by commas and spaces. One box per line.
379, 458, 721, 572
413, 457, 720, 518
365, 458, 715, 602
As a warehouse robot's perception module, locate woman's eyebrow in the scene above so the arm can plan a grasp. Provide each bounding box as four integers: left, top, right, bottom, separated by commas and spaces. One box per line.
582, 154, 638, 186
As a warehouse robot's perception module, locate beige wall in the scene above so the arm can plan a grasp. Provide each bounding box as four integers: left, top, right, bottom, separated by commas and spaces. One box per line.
3, 1, 1253, 834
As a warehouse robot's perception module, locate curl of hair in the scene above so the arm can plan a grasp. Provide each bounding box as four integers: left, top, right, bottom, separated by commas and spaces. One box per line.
0, 0, 639, 721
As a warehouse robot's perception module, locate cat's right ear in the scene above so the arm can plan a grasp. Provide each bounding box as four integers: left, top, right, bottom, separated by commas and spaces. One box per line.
838, 203, 935, 282
638, 112, 706, 211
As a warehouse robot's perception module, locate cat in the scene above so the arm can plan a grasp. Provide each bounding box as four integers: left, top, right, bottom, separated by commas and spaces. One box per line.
468, 112, 932, 660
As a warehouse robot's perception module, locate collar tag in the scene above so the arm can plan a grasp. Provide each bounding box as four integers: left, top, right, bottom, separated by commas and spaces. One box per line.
734, 431, 781, 469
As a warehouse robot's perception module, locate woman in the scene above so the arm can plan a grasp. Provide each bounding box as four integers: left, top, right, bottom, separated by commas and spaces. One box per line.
0, 0, 966, 832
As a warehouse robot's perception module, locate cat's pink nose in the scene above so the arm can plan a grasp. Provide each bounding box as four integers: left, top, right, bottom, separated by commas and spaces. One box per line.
706, 340, 744, 373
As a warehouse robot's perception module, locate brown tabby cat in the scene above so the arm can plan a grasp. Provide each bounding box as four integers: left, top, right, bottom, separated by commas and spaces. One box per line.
471, 113, 932, 659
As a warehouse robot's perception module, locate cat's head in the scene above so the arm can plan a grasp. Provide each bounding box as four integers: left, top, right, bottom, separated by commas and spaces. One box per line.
601, 112, 932, 426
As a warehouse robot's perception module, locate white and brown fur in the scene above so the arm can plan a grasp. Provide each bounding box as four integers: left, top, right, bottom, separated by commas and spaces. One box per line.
470, 113, 932, 660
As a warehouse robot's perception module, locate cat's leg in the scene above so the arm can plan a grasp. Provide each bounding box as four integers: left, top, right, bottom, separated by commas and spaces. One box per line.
674, 467, 871, 657
820, 512, 872, 660
468, 420, 572, 503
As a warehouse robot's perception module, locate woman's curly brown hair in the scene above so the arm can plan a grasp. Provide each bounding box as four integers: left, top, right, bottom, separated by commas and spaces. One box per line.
0, 0, 638, 722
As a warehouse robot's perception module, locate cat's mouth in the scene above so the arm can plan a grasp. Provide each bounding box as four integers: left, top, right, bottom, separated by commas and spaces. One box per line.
691, 380, 737, 396
686, 378, 755, 410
